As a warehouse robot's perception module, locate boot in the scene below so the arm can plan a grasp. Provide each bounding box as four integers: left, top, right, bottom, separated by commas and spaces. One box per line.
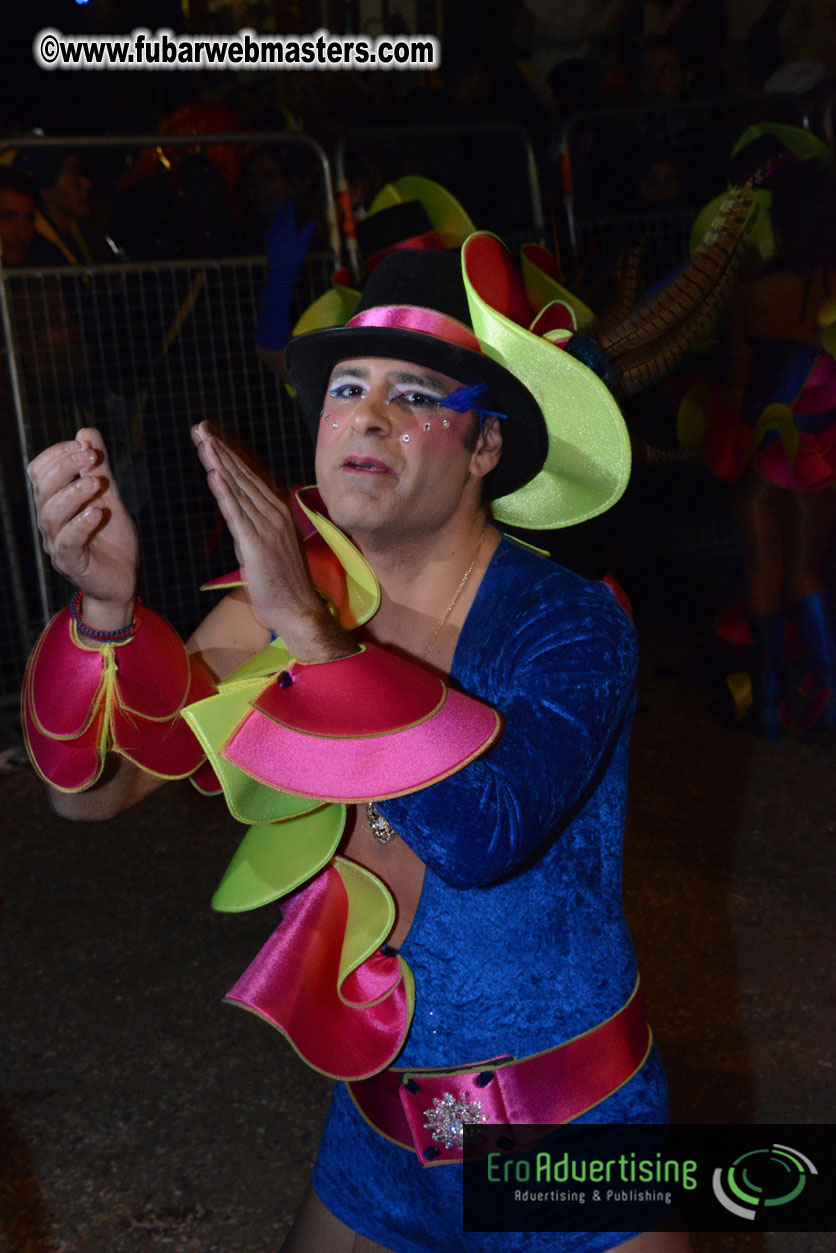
795, 592, 836, 734
748, 613, 788, 740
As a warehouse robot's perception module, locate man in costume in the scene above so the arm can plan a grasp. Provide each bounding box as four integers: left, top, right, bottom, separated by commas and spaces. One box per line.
25, 239, 693, 1251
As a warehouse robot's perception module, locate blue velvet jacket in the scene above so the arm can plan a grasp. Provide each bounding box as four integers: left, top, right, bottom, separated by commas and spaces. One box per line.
313, 538, 668, 1252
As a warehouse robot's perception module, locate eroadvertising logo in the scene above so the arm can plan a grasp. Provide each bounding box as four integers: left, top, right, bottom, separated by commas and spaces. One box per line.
462, 1124, 835, 1234
712, 1143, 817, 1221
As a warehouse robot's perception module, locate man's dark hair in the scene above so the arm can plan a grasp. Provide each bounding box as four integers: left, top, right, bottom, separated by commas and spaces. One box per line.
0, 167, 37, 200
463, 410, 481, 453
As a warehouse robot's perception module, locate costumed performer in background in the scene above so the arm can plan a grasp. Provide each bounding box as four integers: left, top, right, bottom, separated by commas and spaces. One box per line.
714, 159, 836, 740
24, 237, 704, 1251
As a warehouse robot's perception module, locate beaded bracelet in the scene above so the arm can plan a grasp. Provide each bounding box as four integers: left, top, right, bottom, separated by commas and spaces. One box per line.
69, 589, 138, 643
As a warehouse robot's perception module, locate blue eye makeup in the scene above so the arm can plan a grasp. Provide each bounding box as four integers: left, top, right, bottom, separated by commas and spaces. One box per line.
328, 382, 367, 400
386, 389, 446, 409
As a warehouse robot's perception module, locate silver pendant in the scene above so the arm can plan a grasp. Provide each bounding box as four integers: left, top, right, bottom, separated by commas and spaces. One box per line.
366, 802, 396, 845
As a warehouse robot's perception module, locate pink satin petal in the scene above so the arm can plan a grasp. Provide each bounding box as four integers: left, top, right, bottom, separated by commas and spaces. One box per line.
27, 609, 107, 738
190, 758, 222, 795
224, 687, 500, 802
186, 655, 218, 705
23, 682, 105, 790
340, 946, 404, 1008
110, 704, 205, 776
112, 652, 213, 776
225, 865, 409, 1079
114, 605, 192, 719
252, 645, 444, 737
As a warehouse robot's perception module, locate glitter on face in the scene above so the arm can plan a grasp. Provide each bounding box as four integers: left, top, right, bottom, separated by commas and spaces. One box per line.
402, 434, 410, 442
423, 422, 431, 431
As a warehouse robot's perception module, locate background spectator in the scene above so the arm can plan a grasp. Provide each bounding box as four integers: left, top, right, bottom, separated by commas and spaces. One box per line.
0, 166, 36, 266
27, 148, 94, 267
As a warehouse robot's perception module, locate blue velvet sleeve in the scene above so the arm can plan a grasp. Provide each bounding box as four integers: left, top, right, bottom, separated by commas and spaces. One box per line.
375, 564, 638, 889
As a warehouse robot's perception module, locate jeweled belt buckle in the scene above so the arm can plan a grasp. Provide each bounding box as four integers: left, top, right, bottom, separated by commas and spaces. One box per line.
397, 1057, 513, 1165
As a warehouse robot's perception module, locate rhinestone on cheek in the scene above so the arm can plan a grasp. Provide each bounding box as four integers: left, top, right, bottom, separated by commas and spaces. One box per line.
442, 418, 450, 428
423, 422, 431, 430
402, 434, 410, 442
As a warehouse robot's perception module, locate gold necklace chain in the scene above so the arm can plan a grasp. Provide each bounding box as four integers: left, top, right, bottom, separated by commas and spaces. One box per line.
367, 523, 487, 847
421, 523, 487, 662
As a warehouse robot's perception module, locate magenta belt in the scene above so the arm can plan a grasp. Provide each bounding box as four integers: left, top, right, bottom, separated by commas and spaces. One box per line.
347, 979, 652, 1167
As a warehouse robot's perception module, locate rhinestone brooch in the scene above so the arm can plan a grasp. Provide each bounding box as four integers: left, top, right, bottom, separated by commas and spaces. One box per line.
423, 1092, 486, 1150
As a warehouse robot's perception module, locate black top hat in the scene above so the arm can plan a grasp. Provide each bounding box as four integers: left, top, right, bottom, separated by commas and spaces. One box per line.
285, 249, 547, 500
355, 199, 438, 262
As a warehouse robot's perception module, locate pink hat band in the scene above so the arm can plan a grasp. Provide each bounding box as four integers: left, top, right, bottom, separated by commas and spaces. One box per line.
347, 305, 483, 354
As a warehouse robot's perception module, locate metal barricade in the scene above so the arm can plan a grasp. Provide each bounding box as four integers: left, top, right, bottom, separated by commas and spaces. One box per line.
333, 122, 548, 273
2, 253, 335, 643
555, 92, 813, 289
0, 133, 339, 699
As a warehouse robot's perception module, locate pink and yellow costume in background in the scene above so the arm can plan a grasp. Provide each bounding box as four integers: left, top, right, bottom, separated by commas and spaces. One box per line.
707, 334, 836, 491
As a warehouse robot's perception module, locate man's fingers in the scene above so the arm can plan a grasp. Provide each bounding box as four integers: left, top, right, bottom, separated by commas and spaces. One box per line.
204, 465, 255, 538
197, 431, 277, 525
74, 426, 107, 455
205, 434, 286, 520
74, 427, 126, 501
28, 439, 91, 486
46, 502, 103, 579
38, 474, 102, 542
193, 424, 278, 511
30, 448, 98, 512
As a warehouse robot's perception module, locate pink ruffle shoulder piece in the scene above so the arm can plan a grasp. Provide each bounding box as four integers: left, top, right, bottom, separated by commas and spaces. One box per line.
225, 858, 414, 1079
22, 604, 216, 791
221, 644, 501, 803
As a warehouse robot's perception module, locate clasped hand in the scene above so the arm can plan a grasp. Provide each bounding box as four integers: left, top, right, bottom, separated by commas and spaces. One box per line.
27, 422, 348, 658
191, 422, 343, 658
27, 427, 138, 629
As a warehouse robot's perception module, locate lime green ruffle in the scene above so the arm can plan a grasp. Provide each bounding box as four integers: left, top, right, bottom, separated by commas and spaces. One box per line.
212, 803, 346, 912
